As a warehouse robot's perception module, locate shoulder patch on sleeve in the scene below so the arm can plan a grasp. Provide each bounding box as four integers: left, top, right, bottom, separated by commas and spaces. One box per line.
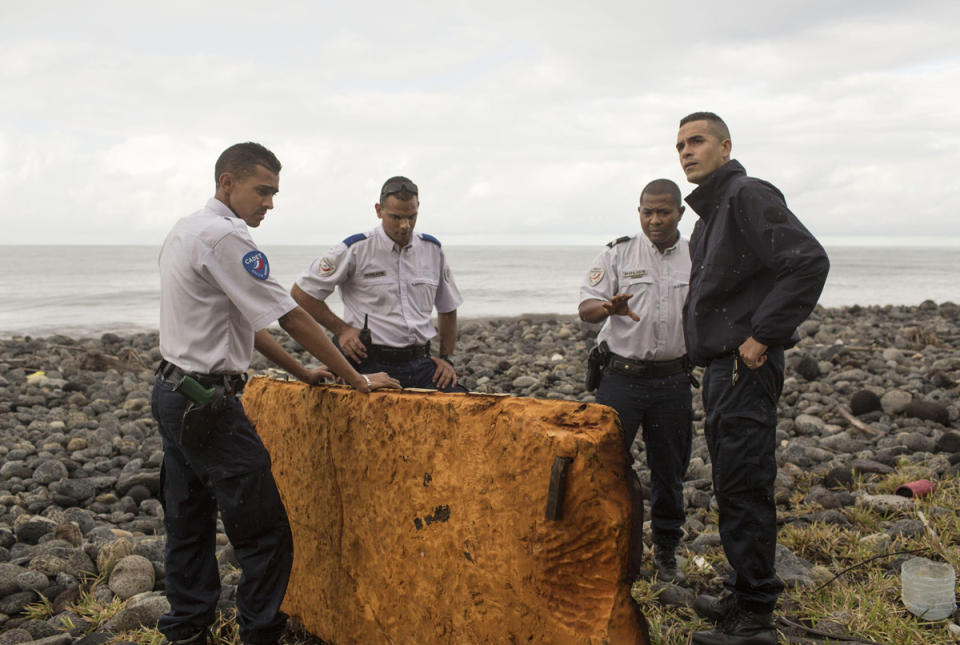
342, 233, 368, 247
242, 250, 270, 280
588, 267, 605, 286
419, 233, 441, 247
606, 235, 630, 248
316, 256, 337, 276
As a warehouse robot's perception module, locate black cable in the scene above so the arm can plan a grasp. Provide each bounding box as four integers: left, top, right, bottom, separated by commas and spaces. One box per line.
773, 548, 934, 645
778, 615, 890, 645
813, 548, 929, 592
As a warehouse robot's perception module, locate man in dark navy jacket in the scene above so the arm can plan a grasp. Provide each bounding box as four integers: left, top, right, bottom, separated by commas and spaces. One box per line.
676, 112, 829, 645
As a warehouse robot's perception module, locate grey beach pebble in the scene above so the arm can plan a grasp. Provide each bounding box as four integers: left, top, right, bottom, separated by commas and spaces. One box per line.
0, 304, 956, 639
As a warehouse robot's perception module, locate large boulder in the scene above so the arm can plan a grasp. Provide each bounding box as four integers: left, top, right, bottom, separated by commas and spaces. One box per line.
850, 390, 882, 416
13, 516, 57, 545
794, 354, 820, 381
880, 390, 912, 415
904, 400, 950, 425
108, 555, 155, 600
96, 538, 135, 578
0, 563, 28, 596
103, 591, 170, 631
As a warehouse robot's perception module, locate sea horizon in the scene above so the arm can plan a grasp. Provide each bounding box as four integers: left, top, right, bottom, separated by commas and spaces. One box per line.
1, 243, 957, 339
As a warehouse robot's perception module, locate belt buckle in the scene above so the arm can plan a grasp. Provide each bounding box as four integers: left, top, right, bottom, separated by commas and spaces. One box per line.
157, 361, 179, 383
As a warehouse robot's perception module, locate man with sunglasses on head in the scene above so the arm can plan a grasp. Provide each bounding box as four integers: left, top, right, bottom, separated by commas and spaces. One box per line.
293, 176, 466, 391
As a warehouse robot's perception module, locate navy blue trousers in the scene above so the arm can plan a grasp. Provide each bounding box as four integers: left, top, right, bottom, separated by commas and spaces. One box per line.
596, 369, 692, 574
151, 378, 293, 645
702, 348, 786, 614
359, 355, 467, 392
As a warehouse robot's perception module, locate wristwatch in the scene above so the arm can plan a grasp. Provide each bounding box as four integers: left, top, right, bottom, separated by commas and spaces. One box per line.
438, 354, 453, 363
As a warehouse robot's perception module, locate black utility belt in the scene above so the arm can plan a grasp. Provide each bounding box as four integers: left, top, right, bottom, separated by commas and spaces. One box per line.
367, 341, 431, 363
606, 354, 687, 379
155, 359, 247, 394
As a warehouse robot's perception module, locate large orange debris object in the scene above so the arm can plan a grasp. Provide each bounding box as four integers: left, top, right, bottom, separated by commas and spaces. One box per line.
243, 378, 651, 645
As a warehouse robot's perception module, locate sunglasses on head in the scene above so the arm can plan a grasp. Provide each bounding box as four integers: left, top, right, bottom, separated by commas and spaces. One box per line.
380, 179, 419, 201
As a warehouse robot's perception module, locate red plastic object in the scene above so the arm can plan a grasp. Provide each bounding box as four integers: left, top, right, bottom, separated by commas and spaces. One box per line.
895, 479, 936, 498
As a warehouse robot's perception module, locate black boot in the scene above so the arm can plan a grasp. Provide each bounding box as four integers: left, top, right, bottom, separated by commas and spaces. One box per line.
168, 629, 210, 645
691, 607, 777, 645
653, 546, 686, 584
693, 589, 736, 622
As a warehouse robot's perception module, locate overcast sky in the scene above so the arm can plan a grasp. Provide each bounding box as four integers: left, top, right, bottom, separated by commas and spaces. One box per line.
3, 1, 959, 247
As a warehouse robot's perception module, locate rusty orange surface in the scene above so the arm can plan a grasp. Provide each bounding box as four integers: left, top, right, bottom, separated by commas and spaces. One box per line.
243, 378, 650, 645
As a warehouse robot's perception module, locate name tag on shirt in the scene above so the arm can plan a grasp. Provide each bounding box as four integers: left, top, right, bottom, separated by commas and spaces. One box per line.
363, 270, 386, 279
623, 269, 648, 279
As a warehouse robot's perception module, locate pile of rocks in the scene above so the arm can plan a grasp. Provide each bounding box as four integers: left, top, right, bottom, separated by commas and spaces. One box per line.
0, 300, 957, 640
0, 333, 246, 642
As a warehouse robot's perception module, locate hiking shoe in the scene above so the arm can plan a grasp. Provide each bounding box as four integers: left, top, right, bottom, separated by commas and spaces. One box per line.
653, 546, 686, 584
168, 629, 210, 645
691, 607, 777, 645
693, 589, 737, 622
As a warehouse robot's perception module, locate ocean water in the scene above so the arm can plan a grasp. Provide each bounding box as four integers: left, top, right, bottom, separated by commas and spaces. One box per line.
0, 245, 957, 338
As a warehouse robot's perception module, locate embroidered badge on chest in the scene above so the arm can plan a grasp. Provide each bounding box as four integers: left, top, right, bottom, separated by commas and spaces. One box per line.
589, 267, 604, 286
242, 250, 270, 280
623, 269, 648, 279
317, 257, 336, 276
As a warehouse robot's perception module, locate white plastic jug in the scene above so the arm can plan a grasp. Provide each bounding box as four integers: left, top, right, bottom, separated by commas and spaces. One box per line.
901, 557, 957, 621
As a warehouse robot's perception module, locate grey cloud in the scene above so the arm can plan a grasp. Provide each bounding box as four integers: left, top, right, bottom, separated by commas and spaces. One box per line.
2, 1, 959, 244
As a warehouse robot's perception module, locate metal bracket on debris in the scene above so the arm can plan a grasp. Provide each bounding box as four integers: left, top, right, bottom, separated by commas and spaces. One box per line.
545, 456, 573, 521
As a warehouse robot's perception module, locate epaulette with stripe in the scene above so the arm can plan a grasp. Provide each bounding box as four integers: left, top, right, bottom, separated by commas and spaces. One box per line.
606, 235, 630, 248
419, 233, 441, 247
342, 233, 368, 247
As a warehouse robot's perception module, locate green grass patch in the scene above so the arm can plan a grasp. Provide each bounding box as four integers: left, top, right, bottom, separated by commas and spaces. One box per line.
30, 466, 960, 644
631, 467, 960, 644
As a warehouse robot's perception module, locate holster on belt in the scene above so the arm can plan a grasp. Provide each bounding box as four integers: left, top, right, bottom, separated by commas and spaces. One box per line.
350, 313, 373, 369
174, 375, 226, 449
585, 341, 609, 392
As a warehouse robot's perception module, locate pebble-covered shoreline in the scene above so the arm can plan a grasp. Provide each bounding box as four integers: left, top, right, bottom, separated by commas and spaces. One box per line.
0, 302, 958, 642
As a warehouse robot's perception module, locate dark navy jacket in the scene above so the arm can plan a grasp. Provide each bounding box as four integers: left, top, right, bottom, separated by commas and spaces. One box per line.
683, 160, 829, 366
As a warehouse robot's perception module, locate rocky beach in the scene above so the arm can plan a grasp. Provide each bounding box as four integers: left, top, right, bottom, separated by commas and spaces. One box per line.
0, 301, 958, 644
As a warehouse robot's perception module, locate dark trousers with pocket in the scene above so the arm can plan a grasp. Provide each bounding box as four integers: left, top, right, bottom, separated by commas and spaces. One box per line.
151, 377, 293, 645
596, 369, 692, 574
702, 348, 786, 614
359, 355, 468, 392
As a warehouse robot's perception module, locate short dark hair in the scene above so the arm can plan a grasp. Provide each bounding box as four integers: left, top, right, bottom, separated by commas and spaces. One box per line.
214, 142, 281, 188
379, 176, 418, 203
640, 179, 683, 210
679, 112, 730, 141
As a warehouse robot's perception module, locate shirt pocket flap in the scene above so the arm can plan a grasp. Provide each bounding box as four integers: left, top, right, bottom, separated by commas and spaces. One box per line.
624, 275, 655, 287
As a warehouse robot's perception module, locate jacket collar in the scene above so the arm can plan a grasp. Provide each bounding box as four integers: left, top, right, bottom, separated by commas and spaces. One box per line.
684, 159, 746, 219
